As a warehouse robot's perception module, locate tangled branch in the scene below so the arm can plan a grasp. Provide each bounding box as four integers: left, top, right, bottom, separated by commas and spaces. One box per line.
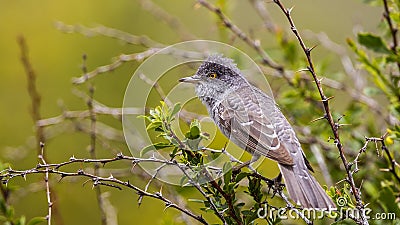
272, 0, 368, 224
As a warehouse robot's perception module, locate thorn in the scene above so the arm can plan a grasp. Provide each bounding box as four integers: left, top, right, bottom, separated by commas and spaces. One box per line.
297, 68, 310, 73
381, 132, 389, 139
116, 152, 124, 159
306, 44, 318, 53
82, 179, 91, 187
138, 194, 143, 207
320, 96, 334, 102
337, 114, 346, 122
164, 202, 172, 211
310, 115, 327, 123
313, 77, 324, 84
109, 174, 114, 179
77, 169, 84, 175
287, 6, 294, 15
359, 179, 364, 190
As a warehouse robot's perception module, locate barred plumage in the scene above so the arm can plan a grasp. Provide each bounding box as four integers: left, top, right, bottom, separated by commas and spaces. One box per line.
179, 54, 334, 209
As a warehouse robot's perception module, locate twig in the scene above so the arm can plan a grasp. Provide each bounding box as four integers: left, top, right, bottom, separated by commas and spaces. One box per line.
39, 143, 52, 225
138, 0, 196, 40
138, 163, 167, 206
55, 22, 162, 48
72, 48, 161, 84
17, 35, 45, 154
208, 176, 242, 225
83, 55, 107, 225
138, 73, 172, 106
361, 134, 400, 184
138, 72, 205, 123
249, 0, 278, 34
37, 107, 143, 127
272, 1, 368, 224
1, 164, 209, 225
175, 162, 227, 224
382, 0, 400, 72
196, 0, 283, 72
17, 35, 64, 225
351, 134, 400, 183
302, 31, 396, 124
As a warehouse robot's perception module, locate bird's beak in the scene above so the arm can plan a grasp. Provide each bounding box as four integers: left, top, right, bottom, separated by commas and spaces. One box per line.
179, 75, 201, 84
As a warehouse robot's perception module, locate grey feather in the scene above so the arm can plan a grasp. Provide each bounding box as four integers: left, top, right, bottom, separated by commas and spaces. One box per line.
180, 54, 335, 209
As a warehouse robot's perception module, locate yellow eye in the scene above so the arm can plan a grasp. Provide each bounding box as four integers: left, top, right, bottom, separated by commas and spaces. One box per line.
208, 73, 217, 79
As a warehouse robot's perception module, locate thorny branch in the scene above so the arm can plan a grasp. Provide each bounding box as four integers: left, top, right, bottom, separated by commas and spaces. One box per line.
59, 19, 388, 125
72, 48, 161, 84
39, 143, 52, 225
18, 35, 64, 225
83, 55, 107, 225
18, 36, 45, 154
138, 0, 196, 40
0, 153, 209, 225
55, 21, 162, 48
352, 134, 400, 184
272, 0, 368, 224
382, 0, 400, 72
196, 0, 283, 72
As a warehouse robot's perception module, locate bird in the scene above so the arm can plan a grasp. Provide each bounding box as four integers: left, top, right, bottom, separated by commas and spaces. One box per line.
179, 54, 334, 209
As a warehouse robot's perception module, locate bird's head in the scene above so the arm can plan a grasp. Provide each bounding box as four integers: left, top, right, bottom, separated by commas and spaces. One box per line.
179, 54, 246, 100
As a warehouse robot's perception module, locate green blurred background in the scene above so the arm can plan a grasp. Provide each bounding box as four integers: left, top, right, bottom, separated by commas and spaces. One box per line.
0, 0, 383, 224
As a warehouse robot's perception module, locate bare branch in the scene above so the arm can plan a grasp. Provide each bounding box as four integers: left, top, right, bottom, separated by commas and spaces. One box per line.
72, 48, 161, 84
249, 0, 278, 34
55, 21, 163, 48
382, 0, 400, 72
1, 162, 209, 225
272, 1, 368, 224
39, 143, 52, 225
82, 55, 107, 225
196, 0, 283, 72
138, 0, 196, 40
18, 35, 64, 225
17, 35, 45, 154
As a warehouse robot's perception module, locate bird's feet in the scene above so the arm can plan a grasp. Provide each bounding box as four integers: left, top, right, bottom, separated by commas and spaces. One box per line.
267, 173, 285, 198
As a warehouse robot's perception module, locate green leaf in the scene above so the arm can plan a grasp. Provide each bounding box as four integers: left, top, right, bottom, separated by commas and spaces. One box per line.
146, 121, 162, 131
15, 216, 26, 225
0, 199, 7, 214
190, 126, 200, 139
170, 103, 181, 119
27, 217, 47, 225
185, 120, 201, 140
140, 142, 172, 156
357, 33, 391, 54
223, 162, 232, 186
235, 172, 250, 183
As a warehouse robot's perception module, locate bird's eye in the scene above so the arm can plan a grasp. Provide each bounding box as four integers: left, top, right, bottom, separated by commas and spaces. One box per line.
207, 73, 218, 79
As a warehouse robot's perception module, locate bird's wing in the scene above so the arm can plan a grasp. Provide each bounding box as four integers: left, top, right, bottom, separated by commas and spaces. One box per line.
216, 91, 294, 166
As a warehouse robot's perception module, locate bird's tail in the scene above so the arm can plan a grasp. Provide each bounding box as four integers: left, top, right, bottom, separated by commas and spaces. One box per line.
278, 164, 335, 209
